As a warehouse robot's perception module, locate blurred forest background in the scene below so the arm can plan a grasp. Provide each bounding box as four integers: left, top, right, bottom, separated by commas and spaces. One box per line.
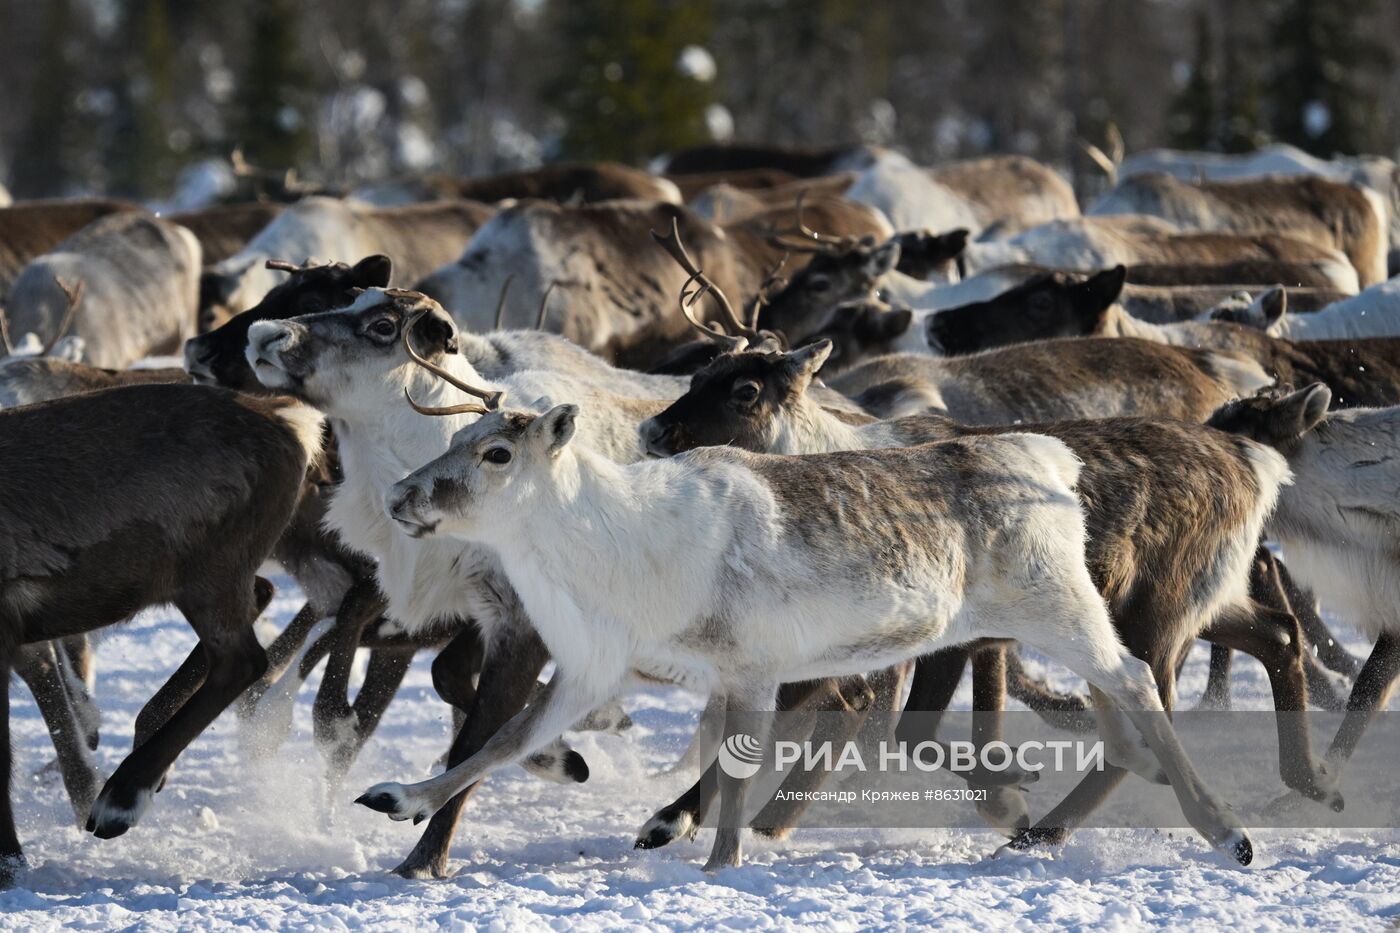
1, 0, 1397, 205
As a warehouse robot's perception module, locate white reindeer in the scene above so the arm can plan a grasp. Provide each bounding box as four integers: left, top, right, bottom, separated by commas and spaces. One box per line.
361, 396, 1256, 871
1207, 384, 1400, 776
1201, 278, 1400, 341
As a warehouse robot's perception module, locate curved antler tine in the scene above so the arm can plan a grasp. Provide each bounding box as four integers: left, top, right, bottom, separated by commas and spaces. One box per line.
747, 250, 791, 330
651, 217, 755, 343
493, 274, 516, 330
45, 277, 84, 354
265, 259, 302, 273
536, 281, 558, 330
401, 309, 505, 409
794, 187, 817, 240
402, 387, 489, 417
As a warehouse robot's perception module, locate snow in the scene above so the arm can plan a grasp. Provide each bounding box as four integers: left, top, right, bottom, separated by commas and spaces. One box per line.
2, 573, 1398, 929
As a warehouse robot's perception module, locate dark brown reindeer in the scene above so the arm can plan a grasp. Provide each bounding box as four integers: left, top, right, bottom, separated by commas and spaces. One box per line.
1123, 259, 1353, 290
0, 383, 322, 885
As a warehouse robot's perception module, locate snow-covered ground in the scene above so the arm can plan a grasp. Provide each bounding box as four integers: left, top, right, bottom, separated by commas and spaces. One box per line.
2, 573, 1398, 930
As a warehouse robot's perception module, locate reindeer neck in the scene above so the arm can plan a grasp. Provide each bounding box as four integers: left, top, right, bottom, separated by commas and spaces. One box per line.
772, 392, 872, 454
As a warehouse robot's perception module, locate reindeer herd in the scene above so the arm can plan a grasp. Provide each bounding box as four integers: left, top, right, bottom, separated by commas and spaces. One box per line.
1, 141, 1400, 884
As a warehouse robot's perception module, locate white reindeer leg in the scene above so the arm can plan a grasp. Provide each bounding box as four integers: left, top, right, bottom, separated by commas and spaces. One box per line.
356, 669, 622, 824
1025, 618, 1252, 864
668, 690, 727, 775
704, 681, 777, 872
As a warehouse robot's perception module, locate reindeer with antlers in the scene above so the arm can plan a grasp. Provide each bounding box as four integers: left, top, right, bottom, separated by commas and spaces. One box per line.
4, 212, 202, 369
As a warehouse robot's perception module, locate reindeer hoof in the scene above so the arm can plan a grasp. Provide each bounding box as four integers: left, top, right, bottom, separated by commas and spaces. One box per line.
1220, 830, 1253, 866
751, 824, 793, 841
635, 809, 696, 849
355, 782, 428, 823
0, 854, 29, 890
391, 857, 455, 880
86, 783, 154, 839
563, 751, 589, 783
1001, 825, 1064, 855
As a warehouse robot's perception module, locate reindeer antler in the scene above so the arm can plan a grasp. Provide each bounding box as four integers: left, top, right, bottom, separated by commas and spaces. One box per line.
536, 281, 559, 331
264, 258, 333, 276
763, 189, 862, 256
493, 275, 516, 330
746, 251, 791, 332
651, 217, 754, 351
401, 308, 505, 416
45, 278, 84, 355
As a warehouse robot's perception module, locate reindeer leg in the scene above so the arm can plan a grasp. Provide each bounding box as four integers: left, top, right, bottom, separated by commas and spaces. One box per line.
14, 643, 101, 827
667, 691, 726, 775
897, 647, 968, 745
311, 580, 385, 783
358, 665, 621, 829
1010, 587, 1251, 864
749, 676, 877, 840
635, 760, 719, 850
0, 648, 23, 889
1252, 547, 1349, 708
1325, 632, 1400, 771
1004, 648, 1094, 732
320, 647, 416, 789
56, 635, 99, 750
1274, 556, 1360, 679
89, 581, 269, 839
1204, 603, 1340, 807
636, 679, 824, 849
237, 601, 321, 720
387, 626, 552, 880
967, 647, 1031, 835
1199, 645, 1234, 710
704, 681, 777, 872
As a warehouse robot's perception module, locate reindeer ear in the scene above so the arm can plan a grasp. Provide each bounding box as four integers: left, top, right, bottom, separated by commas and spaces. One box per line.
881, 307, 914, 339
531, 404, 579, 456
410, 301, 460, 356
786, 339, 832, 380
861, 241, 901, 280
1292, 382, 1331, 434
199, 268, 241, 311
353, 255, 393, 288
1258, 287, 1287, 332
939, 229, 970, 258
1081, 265, 1127, 308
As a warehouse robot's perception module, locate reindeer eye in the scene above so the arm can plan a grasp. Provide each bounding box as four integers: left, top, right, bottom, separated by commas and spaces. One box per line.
732, 379, 761, 405
369, 318, 397, 338
483, 447, 512, 465
808, 276, 831, 294
299, 294, 327, 313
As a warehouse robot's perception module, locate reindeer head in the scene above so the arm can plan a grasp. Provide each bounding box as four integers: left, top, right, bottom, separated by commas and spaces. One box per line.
387, 404, 579, 540
756, 236, 900, 341
794, 299, 913, 375
924, 266, 1126, 356
639, 341, 830, 457
1205, 382, 1332, 451
245, 287, 473, 416
0, 276, 85, 363
1204, 287, 1287, 335
186, 255, 392, 391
